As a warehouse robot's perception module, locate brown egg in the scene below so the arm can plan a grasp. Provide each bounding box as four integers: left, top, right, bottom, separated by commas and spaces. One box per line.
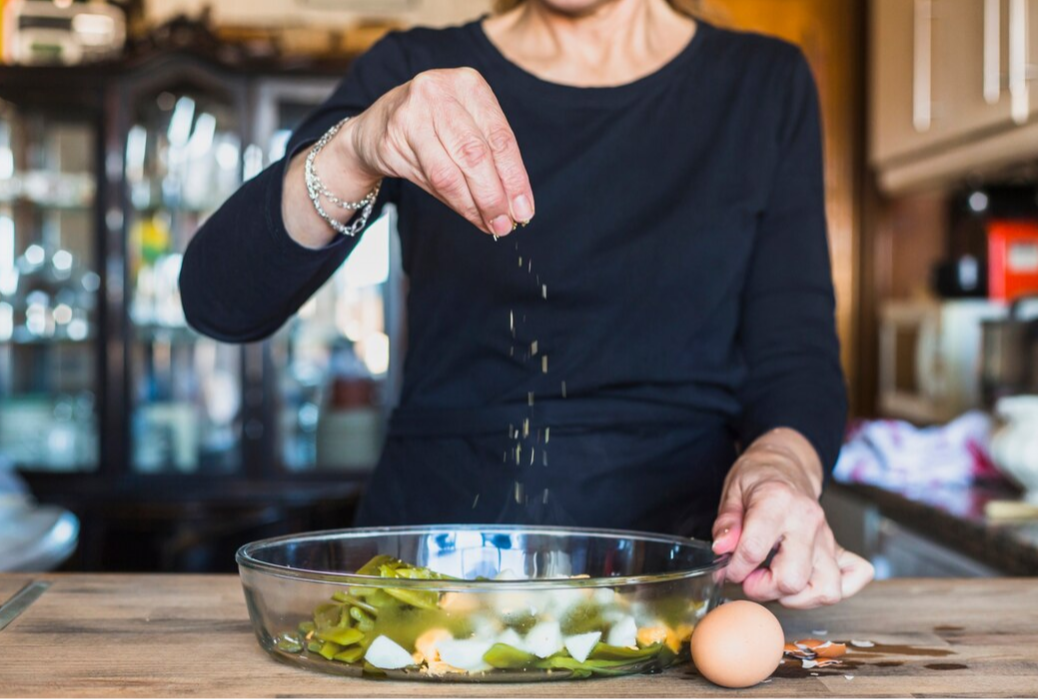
690, 601, 785, 688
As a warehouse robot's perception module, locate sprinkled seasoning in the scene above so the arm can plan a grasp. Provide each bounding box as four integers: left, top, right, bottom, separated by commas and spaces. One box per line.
530, 448, 535, 465
523, 419, 530, 438
561, 381, 567, 398
542, 489, 550, 504
518, 256, 523, 267
472, 494, 480, 508
515, 444, 522, 464
542, 284, 547, 299
528, 392, 535, 406
542, 356, 548, 373
514, 481, 524, 504
530, 340, 538, 356
545, 428, 550, 443
542, 451, 548, 466
509, 310, 514, 336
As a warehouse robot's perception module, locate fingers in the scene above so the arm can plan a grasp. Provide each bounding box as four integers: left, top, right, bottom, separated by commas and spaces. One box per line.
459, 74, 535, 223
722, 484, 790, 584
778, 535, 843, 610
837, 547, 875, 599
711, 497, 743, 555
433, 109, 514, 236
399, 68, 534, 236
398, 122, 485, 232
741, 530, 814, 601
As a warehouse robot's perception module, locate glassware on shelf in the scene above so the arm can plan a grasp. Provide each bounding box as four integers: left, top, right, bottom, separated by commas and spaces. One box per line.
0, 100, 100, 472
125, 87, 244, 474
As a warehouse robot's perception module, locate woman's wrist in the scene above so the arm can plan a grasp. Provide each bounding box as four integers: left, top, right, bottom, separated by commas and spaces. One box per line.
325, 115, 384, 199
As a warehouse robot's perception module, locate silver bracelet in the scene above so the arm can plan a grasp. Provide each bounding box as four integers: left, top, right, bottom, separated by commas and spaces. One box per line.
304, 117, 382, 238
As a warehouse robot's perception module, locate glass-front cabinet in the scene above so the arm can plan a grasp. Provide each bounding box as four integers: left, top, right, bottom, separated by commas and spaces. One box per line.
0, 96, 101, 472
121, 68, 246, 475
1, 53, 401, 483
252, 79, 403, 475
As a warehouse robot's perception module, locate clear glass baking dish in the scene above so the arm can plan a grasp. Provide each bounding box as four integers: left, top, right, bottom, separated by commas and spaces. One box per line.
237, 525, 728, 682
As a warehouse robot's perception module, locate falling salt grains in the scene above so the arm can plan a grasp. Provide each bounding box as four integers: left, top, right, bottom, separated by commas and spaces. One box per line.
561, 381, 567, 398
530, 340, 539, 356
518, 256, 523, 267
530, 448, 535, 466
515, 444, 522, 465
545, 427, 550, 443
528, 259, 532, 273
542, 284, 548, 299
542, 356, 548, 373
514, 481, 524, 504
542, 452, 548, 466
542, 489, 550, 504
509, 310, 515, 337
523, 419, 530, 438
472, 494, 480, 508
528, 392, 535, 406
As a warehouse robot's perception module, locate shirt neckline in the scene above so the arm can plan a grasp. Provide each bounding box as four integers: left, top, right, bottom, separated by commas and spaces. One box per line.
465, 15, 713, 106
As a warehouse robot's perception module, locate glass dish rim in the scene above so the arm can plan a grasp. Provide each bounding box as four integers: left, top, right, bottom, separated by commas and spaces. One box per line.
236, 524, 729, 590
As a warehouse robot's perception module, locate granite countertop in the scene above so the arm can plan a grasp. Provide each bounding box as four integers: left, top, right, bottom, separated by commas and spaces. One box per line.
831, 480, 1038, 575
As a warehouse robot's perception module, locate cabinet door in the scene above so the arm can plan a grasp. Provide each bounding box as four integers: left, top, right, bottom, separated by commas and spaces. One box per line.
871, 0, 921, 165
871, 0, 1017, 165
937, 0, 1016, 141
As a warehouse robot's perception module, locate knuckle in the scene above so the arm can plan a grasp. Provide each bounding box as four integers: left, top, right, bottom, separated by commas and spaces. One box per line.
455, 137, 490, 169
486, 127, 515, 155
777, 571, 810, 595
817, 587, 843, 606
427, 164, 462, 193
453, 66, 483, 84
738, 535, 773, 562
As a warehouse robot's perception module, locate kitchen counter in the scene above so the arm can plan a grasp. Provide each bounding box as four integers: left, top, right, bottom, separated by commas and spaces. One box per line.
831, 481, 1038, 575
2, 575, 1037, 697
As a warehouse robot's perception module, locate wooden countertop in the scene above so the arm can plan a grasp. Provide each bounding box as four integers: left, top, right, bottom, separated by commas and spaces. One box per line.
2, 575, 1037, 697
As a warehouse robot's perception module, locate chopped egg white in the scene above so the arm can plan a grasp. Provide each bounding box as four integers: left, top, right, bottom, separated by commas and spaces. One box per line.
592, 588, 617, 606
606, 616, 638, 648
436, 638, 494, 672
564, 631, 602, 663
497, 628, 523, 648
365, 636, 415, 669
523, 620, 564, 658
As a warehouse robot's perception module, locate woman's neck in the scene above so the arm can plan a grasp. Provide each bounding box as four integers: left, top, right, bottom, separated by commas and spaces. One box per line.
482, 0, 697, 88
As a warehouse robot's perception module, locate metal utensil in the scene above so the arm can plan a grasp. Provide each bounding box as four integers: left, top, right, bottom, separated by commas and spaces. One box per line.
0, 581, 50, 632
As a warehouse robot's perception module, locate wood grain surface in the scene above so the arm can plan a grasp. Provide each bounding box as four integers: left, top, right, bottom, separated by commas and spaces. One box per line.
1, 575, 1037, 697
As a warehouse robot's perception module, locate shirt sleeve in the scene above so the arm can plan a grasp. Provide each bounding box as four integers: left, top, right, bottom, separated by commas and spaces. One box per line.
179, 32, 410, 343
736, 50, 848, 475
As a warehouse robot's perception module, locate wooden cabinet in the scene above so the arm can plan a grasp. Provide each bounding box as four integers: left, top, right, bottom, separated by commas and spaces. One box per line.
871, 0, 1038, 192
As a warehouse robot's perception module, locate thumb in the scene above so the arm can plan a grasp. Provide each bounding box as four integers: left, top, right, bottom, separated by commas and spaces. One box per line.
712, 491, 744, 555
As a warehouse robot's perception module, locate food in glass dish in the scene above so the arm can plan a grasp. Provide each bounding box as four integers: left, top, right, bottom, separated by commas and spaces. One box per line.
239, 526, 727, 682
273, 555, 704, 679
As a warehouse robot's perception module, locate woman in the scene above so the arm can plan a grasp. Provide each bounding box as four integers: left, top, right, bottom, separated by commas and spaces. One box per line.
181, 0, 873, 608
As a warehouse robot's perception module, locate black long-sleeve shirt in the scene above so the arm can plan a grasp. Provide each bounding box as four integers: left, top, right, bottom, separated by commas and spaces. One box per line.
180, 18, 847, 535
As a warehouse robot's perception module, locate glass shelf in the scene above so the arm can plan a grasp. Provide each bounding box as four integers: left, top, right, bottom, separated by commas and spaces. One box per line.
125, 87, 244, 475
0, 102, 100, 472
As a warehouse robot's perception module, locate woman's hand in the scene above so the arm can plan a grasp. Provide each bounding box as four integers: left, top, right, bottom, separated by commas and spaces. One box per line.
711, 429, 874, 609
346, 67, 534, 236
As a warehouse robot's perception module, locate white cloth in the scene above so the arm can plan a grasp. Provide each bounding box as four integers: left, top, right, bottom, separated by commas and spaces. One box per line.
834, 411, 996, 488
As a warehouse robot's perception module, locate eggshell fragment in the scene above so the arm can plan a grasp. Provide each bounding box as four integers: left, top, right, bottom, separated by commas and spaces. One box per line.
690, 601, 785, 689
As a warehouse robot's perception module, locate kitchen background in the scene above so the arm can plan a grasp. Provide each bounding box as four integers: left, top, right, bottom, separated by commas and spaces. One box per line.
1, 0, 1037, 578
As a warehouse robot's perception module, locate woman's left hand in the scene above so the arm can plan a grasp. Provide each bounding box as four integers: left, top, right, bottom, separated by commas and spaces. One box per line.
711, 429, 874, 609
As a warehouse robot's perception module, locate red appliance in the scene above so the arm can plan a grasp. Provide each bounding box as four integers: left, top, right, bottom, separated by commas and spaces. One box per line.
988, 220, 1038, 302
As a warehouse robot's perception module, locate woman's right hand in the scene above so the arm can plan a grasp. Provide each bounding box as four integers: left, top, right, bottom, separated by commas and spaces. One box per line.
340, 67, 535, 237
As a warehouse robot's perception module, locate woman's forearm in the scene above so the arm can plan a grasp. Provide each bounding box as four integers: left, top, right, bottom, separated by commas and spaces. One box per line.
282, 117, 384, 250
